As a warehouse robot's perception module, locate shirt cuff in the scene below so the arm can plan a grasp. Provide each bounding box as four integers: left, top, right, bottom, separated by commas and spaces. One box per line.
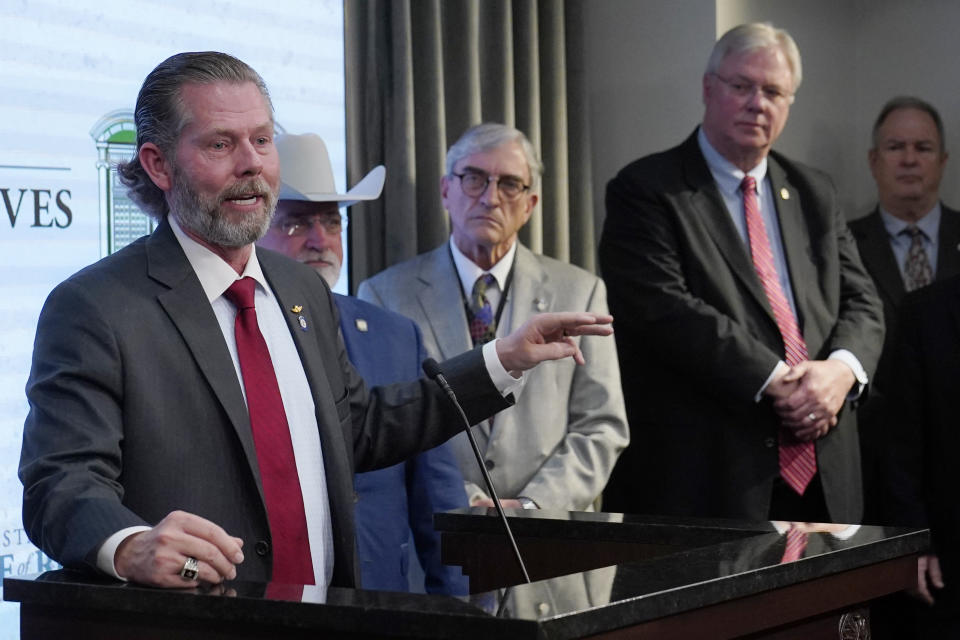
828, 349, 868, 399
756, 361, 789, 402
483, 340, 525, 399
96, 526, 151, 580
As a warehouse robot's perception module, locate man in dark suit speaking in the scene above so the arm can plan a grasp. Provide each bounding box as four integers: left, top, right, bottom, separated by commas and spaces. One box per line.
19, 52, 613, 590
600, 23, 883, 523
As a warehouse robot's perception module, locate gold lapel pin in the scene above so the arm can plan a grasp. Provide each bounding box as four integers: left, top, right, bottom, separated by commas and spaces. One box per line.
291, 305, 303, 313
355, 318, 369, 332
780, 187, 790, 200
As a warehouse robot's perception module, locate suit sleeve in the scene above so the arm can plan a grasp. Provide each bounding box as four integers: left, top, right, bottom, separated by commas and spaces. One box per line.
516, 277, 630, 510
818, 190, 885, 376
600, 168, 783, 403
20, 280, 148, 571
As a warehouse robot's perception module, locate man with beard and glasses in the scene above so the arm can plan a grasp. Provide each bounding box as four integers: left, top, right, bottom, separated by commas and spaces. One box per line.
19, 51, 614, 590
257, 132, 469, 595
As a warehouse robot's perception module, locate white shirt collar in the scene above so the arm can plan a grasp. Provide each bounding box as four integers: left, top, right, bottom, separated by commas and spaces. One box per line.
448, 236, 518, 297
697, 126, 768, 197
168, 214, 269, 302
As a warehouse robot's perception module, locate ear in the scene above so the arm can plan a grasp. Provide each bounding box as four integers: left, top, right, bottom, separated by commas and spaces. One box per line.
522, 192, 538, 224
440, 174, 451, 205
702, 73, 711, 105
137, 142, 174, 192
867, 148, 879, 176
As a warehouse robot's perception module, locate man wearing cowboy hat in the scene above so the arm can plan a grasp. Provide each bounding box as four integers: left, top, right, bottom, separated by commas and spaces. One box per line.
258, 133, 469, 595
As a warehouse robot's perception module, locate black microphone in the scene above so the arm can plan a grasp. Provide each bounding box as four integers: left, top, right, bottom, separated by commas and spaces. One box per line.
422, 357, 531, 584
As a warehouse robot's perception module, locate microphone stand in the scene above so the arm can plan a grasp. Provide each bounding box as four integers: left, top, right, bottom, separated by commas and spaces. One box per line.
422, 358, 531, 585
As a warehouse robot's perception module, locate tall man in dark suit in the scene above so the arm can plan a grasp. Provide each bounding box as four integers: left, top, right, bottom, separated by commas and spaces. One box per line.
849, 96, 960, 524
883, 275, 960, 635
600, 23, 883, 523
18, 52, 614, 590
257, 132, 469, 595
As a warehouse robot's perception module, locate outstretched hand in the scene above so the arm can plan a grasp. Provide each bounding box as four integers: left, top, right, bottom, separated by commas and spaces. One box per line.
495, 312, 613, 374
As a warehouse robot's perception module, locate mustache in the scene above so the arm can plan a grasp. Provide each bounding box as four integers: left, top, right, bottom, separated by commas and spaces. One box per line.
219, 179, 273, 203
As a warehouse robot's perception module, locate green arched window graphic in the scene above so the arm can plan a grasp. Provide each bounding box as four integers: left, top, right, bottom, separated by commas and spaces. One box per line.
90, 111, 155, 256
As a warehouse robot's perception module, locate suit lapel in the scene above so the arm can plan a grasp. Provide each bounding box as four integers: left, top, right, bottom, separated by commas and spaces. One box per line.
681, 135, 772, 316
147, 221, 263, 491
767, 157, 819, 331
858, 209, 906, 306
936, 205, 960, 281
507, 245, 552, 332
415, 246, 472, 359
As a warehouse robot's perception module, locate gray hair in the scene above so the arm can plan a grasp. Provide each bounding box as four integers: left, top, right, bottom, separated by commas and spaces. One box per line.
116, 51, 273, 220
871, 95, 946, 153
705, 23, 803, 93
445, 123, 543, 189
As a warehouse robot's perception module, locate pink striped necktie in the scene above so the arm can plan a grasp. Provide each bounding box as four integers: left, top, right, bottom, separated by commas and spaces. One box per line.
741, 176, 817, 495
780, 524, 809, 563
224, 277, 315, 585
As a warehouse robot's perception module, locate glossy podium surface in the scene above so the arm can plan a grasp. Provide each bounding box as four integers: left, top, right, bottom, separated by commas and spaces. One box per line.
4, 510, 927, 639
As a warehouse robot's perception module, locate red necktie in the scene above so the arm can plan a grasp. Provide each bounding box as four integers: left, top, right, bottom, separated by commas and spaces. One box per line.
780, 524, 809, 563
741, 176, 817, 495
224, 277, 314, 585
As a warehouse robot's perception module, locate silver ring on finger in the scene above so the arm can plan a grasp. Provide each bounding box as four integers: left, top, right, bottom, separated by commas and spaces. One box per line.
180, 556, 200, 581
806, 412, 817, 422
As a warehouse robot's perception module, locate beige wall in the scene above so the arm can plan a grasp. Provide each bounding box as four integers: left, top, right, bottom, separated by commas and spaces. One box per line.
584, 0, 960, 228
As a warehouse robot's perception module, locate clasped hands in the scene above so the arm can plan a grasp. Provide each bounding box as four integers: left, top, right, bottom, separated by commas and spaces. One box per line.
764, 359, 856, 441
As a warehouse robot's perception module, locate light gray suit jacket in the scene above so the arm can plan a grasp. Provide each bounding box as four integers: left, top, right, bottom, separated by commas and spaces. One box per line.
358, 242, 629, 511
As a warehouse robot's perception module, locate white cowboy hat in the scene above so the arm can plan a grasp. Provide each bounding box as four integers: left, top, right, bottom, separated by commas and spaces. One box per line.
276, 133, 385, 207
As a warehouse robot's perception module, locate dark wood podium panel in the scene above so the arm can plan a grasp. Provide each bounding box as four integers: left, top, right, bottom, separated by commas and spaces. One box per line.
435, 510, 926, 639
5, 512, 926, 640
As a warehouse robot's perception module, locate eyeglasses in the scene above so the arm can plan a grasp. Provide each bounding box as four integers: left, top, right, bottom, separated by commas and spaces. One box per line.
712, 73, 794, 105
275, 214, 343, 237
452, 169, 531, 201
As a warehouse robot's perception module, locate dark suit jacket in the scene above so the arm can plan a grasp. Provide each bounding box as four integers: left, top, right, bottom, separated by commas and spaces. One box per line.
885, 275, 960, 626
886, 275, 960, 543
599, 129, 883, 523
335, 294, 468, 595
849, 207, 960, 523
19, 220, 509, 587
849, 205, 960, 393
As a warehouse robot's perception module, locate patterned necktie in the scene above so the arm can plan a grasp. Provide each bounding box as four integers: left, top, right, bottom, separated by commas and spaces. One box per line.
741, 176, 817, 496
780, 524, 809, 563
224, 277, 315, 585
903, 225, 933, 292
468, 274, 498, 346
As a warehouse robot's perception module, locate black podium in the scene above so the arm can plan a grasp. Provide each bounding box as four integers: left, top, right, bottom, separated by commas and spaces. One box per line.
4, 510, 926, 639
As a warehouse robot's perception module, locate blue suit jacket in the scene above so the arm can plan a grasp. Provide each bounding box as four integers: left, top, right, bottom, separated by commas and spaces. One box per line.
334, 294, 468, 595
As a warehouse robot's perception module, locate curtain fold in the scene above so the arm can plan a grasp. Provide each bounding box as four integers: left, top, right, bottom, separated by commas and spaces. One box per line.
345, 0, 593, 291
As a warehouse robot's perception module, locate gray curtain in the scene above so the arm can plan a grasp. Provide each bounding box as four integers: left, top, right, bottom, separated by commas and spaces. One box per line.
344, 0, 594, 291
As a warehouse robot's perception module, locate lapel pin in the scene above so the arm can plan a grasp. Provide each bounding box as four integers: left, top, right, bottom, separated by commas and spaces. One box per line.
780, 187, 790, 200
298, 315, 308, 331
355, 318, 369, 332
291, 305, 303, 313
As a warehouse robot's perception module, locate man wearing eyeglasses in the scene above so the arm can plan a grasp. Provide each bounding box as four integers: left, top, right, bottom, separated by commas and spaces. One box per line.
257, 133, 469, 595
359, 123, 628, 522
600, 23, 883, 524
